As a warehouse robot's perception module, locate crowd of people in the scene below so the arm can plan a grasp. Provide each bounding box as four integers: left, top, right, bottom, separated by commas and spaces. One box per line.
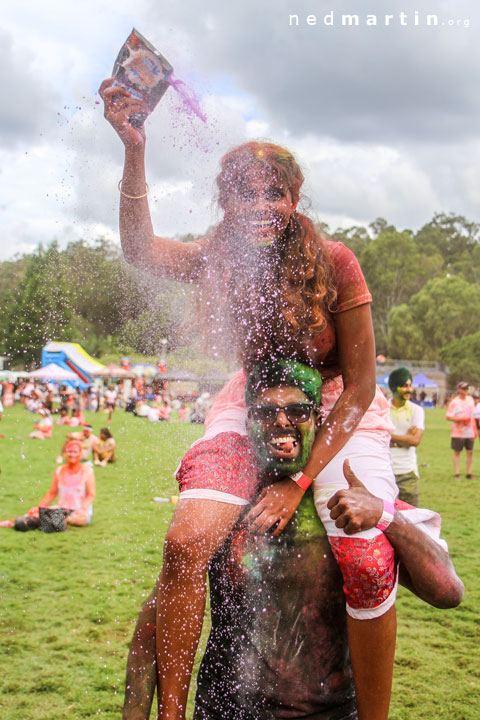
0, 376, 208, 424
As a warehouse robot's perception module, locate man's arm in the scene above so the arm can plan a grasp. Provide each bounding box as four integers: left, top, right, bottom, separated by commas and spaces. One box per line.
122, 581, 159, 720
390, 426, 423, 447
327, 461, 464, 609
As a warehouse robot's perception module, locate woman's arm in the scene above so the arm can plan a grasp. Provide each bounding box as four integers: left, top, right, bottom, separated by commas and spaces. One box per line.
36, 469, 60, 508
304, 303, 376, 477
81, 469, 96, 511
246, 304, 376, 536
98, 79, 205, 282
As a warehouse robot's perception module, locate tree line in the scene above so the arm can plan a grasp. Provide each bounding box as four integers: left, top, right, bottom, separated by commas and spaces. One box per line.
1, 213, 479, 386
330, 213, 480, 387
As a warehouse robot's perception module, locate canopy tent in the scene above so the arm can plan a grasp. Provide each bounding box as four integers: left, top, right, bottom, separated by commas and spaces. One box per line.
131, 363, 158, 378
376, 372, 390, 387
91, 363, 134, 378
28, 364, 79, 382
412, 372, 438, 388
157, 369, 198, 381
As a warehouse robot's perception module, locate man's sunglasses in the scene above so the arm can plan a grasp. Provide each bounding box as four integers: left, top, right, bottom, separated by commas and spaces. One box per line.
248, 402, 315, 424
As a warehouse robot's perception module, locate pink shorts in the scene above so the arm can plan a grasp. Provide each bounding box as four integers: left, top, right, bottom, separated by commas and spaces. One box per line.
177, 432, 259, 506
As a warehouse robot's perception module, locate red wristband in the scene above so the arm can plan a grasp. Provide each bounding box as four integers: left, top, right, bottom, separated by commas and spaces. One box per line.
375, 500, 395, 531
290, 471, 312, 491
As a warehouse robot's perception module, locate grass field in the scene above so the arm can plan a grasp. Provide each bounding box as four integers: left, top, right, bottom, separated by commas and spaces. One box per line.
0, 405, 478, 719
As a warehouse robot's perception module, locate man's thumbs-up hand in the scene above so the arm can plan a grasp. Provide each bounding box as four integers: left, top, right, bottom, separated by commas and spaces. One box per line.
326, 460, 386, 535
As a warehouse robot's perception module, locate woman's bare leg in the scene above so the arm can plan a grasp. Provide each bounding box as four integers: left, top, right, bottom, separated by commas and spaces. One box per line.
155, 500, 243, 720
347, 606, 397, 720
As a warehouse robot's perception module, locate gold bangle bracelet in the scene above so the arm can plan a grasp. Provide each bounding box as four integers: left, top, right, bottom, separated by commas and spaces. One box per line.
118, 179, 149, 199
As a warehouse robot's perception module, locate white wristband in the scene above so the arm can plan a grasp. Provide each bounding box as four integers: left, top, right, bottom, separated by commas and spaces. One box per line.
375, 500, 395, 531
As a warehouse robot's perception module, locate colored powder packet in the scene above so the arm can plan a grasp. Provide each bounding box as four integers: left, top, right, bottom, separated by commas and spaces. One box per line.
112, 28, 173, 126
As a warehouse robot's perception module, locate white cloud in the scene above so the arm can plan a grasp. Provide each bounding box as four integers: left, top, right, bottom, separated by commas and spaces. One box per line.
0, 0, 479, 261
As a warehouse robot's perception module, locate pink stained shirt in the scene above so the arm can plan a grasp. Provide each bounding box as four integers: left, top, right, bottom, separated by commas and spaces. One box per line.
55, 464, 94, 511
446, 396, 476, 439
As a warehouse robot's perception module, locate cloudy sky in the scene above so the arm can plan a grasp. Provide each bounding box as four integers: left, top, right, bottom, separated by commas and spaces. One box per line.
0, 0, 478, 260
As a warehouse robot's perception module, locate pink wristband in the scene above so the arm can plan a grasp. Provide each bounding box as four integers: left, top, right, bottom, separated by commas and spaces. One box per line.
375, 500, 395, 531
290, 471, 312, 491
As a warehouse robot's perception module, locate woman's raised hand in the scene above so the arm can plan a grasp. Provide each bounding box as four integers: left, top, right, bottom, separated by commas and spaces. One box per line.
98, 78, 149, 149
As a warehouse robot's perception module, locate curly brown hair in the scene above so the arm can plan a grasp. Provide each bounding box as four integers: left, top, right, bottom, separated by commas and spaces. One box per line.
195, 141, 337, 370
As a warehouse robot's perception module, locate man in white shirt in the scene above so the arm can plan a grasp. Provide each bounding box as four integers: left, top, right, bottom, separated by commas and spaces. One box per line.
388, 368, 425, 506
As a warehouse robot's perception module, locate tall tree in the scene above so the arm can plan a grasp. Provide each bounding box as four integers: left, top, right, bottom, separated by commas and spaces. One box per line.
414, 213, 480, 268
439, 332, 480, 388
357, 229, 443, 352
6, 243, 74, 365
329, 225, 372, 257
387, 276, 480, 360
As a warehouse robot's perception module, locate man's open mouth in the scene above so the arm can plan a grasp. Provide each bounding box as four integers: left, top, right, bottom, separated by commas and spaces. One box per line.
267, 433, 300, 459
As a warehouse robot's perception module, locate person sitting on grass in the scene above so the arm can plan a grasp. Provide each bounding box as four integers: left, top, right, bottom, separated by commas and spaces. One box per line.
1, 440, 96, 531
93, 427, 116, 466
56, 425, 98, 464
68, 407, 87, 426
55, 407, 71, 426
29, 408, 53, 439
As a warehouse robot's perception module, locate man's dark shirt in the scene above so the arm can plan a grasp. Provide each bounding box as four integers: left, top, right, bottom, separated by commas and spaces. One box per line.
194, 491, 357, 720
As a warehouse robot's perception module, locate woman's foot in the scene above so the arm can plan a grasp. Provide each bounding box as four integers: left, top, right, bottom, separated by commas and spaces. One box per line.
466, 474, 474, 479
454, 474, 460, 479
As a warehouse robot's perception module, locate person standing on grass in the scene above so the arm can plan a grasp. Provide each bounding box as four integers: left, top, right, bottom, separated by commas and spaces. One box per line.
446, 381, 476, 480
388, 368, 425, 506
104, 384, 118, 424
120, 359, 464, 720
474, 396, 480, 444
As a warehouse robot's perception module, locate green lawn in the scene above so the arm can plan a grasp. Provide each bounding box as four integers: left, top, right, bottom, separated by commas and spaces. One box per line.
0, 406, 478, 719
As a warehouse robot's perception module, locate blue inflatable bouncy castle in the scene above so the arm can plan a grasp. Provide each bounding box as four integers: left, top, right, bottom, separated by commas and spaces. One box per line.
41, 342, 105, 389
